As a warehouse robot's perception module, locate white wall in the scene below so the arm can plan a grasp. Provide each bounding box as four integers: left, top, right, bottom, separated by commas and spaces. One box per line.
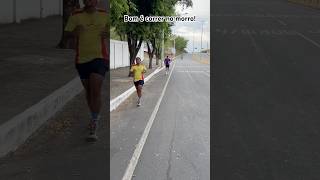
0, 0, 108, 23
0, 0, 62, 23
110, 39, 144, 69
0, 1, 14, 23
42, 0, 62, 17
16, 0, 41, 22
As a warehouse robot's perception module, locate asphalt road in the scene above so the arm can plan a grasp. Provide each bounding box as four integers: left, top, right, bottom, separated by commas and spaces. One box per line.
110, 54, 210, 180
213, 0, 320, 179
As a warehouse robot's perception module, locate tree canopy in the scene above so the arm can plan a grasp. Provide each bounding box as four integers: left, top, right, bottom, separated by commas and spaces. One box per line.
110, 0, 192, 59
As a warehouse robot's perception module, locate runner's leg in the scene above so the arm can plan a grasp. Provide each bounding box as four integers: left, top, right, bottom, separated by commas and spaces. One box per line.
137, 84, 142, 106
137, 85, 142, 98
135, 83, 139, 96
81, 80, 91, 110
89, 73, 104, 118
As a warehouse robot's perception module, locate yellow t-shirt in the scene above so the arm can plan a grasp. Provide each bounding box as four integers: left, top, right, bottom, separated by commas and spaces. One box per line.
65, 9, 109, 64
130, 64, 147, 82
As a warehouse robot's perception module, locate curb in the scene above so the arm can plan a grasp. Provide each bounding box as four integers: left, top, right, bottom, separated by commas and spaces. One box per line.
0, 57, 175, 157
110, 66, 165, 112
0, 77, 83, 157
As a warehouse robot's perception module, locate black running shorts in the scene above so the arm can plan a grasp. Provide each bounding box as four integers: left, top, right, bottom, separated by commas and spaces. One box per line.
76, 58, 108, 79
134, 80, 144, 87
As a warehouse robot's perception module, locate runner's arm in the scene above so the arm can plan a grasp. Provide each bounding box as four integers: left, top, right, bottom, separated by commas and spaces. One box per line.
101, 15, 109, 39
143, 66, 147, 73
64, 15, 83, 37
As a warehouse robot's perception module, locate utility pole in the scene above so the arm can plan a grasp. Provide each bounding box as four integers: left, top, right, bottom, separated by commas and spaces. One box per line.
173, 36, 176, 58
13, 0, 17, 23
192, 29, 195, 54
200, 21, 204, 61
201, 22, 204, 51
172, 28, 176, 58
40, 0, 43, 18
161, 30, 164, 67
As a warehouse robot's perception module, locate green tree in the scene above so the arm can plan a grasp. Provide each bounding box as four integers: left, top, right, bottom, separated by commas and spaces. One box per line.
175, 36, 188, 54
111, 0, 147, 74
145, 0, 192, 68
110, 0, 193, 74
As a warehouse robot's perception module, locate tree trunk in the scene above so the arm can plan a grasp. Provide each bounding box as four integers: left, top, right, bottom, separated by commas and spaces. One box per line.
155, 39, 162, 66
147, 38, 156, 69
155, 49, 160, 66
155, 44, 161, 66
147, 42, 153, 69
156, 56, 159, 65
57, 0, 80, 49
127, 33, 143, 76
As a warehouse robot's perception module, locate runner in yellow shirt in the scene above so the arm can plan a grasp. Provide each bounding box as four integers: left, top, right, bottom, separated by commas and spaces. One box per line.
64, 0, 108, 141
130, 57, 147, 106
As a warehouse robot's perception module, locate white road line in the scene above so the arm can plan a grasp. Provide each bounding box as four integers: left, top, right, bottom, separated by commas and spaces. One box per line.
177, 70, 208, 73
121, 60, 177, 180
277, 19, 287, 26
202, 71, 210, 77
213, 14, 320, 18
295, 31, 320, 49
308, 30, 320, 34
176, 65, 209, 68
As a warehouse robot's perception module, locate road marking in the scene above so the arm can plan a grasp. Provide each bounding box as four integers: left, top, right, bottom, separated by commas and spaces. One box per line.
212, 14, 320, 18
247, 29, 269, 65
308, 30, 320, 34
295, 31, 320, 49
202, 71, 210, 77
214, 28, 296, 36
176, 65, 209, 68
121, 60, 177, 180
177, 70, 208, 73
277, 19, 287, 26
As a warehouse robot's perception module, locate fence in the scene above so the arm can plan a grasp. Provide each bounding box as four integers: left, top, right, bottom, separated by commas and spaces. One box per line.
288, 0, 320, 8
0, 0, 62, 24
110, 39, 145, 69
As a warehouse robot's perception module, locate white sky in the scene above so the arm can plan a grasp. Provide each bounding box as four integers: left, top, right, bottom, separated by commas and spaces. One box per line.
173, 0, 210, 52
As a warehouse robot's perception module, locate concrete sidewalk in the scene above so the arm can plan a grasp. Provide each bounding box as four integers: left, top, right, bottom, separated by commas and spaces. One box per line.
0, 61, 161, 180
0, 16, 75, 123
0, 15, 163, 179
0, 16, 160, 123
0, 14, 159, 125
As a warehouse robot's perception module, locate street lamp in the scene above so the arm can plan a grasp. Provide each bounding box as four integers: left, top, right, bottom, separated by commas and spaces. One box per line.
193, 29, 195, 54
171, 28, 176, 58
199, 20, 205, 61
161, 30, 164, 67
175, 12, 188, 57
200, 21, 204, 52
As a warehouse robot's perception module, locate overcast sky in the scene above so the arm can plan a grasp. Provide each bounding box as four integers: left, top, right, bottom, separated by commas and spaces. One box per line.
173, 0, 210, 52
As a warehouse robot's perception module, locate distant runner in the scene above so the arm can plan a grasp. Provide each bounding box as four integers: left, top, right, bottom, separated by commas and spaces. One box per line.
164, 56, 171, 75
64, 0, 109, 141
130, 57, 147, 106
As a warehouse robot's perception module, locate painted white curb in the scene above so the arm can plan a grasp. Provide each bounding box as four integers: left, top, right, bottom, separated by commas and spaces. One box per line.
110, 66, 165, 112
0, 77, 83, 157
